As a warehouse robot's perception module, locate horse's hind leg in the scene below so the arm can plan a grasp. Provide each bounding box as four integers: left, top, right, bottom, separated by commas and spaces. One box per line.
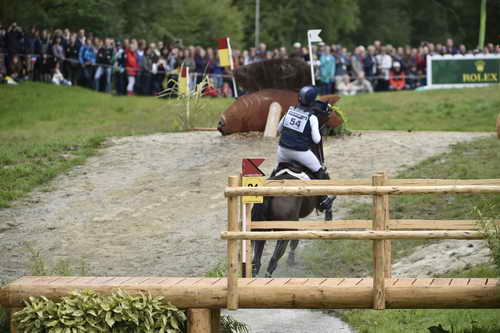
252, 240, 266, 277
266, 240, 289, 277
287, 240, 299, 266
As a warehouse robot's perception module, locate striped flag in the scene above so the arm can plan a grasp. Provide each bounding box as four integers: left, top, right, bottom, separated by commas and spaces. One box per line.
178, 66, 189, 95
216, 37, 233, 69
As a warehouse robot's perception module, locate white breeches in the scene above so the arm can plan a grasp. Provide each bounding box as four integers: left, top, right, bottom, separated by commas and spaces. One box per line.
277, 146, 322, 173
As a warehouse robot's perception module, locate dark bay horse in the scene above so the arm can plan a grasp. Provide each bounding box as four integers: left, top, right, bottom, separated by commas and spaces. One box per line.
251, 104, 339, 277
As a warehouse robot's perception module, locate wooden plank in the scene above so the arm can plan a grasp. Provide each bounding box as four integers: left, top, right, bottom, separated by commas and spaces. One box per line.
412, 278, 434, 287
372, 174, 386, 310
393, 278, 417, 287
450, 279, 469, 287
221, 230, 485, 240
389, 219, 500, 230
225, 184, 500, 197
430, 279, 452, 287
2, 276, 500, 309
262, 178, 500, 187
227, 175, 240, 310
250, 220, 372, 230
468, 278, 488, 286
382, 172, 392, 279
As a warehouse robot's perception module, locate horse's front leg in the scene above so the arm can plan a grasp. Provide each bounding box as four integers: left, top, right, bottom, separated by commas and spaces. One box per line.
266, 239, 289, 277
287, 240, 299, 266
252, 240, 266, 277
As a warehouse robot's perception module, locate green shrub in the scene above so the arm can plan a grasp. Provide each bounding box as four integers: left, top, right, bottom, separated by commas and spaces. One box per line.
13, 289, 186, 333
475, 204, 500, 273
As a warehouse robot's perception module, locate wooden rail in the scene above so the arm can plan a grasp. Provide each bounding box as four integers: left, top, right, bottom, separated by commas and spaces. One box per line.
225, 173, 500, 310
2, 276, 499, 309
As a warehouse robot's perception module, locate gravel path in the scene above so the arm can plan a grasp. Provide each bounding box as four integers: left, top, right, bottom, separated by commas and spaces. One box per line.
0, 130, 493, 332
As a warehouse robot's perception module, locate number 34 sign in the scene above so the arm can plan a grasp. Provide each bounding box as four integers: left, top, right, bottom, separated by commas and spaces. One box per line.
242, 176, 264, 203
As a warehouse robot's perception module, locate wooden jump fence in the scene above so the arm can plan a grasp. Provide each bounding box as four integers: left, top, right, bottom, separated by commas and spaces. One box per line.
1, 173, 499, 332
222, 173, 500, 310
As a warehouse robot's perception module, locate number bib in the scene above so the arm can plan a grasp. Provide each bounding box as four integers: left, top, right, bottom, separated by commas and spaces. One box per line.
283, 108, 309, 133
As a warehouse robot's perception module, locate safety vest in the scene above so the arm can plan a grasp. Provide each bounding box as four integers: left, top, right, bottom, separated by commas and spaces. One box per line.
279, 106, 313, 151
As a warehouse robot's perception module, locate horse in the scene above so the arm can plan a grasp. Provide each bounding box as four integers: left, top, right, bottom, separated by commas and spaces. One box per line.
251, 104, 340, 277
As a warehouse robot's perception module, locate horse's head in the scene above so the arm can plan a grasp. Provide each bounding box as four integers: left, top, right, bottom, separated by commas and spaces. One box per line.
317, 95, 344, 129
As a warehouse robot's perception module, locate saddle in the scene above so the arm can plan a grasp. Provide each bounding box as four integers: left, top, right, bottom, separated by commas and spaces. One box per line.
271, 162, 316, 180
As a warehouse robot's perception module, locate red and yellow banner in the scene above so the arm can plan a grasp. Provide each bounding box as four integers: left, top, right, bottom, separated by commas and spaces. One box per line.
178, 66, 189, 95
216, 37, 233, 68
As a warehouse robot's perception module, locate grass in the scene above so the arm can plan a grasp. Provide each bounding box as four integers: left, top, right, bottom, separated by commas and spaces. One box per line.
301, 136, 500, 277
340, 265, 500, 333
338, 85, 500, 132
0, 82, 229, 208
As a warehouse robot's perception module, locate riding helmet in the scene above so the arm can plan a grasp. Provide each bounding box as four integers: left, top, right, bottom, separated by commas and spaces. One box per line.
298, 86, 318, 106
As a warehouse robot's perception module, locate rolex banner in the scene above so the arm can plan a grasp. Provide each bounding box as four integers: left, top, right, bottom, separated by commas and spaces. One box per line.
427, 55, 500, 89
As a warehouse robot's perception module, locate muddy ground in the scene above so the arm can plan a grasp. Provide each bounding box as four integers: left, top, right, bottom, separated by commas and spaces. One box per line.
0, 130, 492, 284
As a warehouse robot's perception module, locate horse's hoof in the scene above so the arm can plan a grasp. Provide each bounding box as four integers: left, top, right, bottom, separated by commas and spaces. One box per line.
265, 273, 272, 278
325, 209, 333, 221
287, 253, 296, 266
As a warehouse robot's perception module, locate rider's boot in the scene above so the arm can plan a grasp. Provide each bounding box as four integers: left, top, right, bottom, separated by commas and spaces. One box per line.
314, 167, 336, 220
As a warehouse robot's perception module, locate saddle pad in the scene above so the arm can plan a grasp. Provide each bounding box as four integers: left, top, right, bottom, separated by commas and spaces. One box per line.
275, 168, 310, 180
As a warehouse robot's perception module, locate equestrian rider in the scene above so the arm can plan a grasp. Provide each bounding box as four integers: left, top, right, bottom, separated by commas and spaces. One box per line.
277, 85, 335, 215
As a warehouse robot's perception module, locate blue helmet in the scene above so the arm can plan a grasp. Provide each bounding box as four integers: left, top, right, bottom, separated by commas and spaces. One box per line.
298, 86, 318, 106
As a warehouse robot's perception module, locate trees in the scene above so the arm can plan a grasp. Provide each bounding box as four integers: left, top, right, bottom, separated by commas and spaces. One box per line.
1, 0, 499, 49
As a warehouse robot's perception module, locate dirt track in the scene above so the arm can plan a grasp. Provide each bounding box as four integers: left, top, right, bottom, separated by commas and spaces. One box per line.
0, 130, 493, 284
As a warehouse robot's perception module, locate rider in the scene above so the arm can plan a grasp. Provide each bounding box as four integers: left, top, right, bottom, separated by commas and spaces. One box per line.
277, 85, 335, 216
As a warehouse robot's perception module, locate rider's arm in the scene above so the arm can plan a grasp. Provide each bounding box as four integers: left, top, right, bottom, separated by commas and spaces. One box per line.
277, 116, 284, 133
310, 114, 321, 144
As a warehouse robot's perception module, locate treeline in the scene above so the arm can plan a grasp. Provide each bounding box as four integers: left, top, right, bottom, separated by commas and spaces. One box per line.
1, 0, 499, 49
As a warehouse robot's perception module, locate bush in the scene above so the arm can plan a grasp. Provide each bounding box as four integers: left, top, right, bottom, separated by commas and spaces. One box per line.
13, 289, 186, 333
475, 204, 500, 273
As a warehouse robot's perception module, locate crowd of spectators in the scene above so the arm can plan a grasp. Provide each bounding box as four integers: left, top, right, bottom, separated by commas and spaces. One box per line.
1, 22, 499, 97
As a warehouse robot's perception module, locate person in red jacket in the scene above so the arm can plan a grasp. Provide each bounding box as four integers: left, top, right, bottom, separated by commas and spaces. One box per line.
389, 61, 407, 91
125, 40, 139, 96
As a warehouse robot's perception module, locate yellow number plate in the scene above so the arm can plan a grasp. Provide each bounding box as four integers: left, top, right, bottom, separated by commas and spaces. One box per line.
242, 176, 264, 203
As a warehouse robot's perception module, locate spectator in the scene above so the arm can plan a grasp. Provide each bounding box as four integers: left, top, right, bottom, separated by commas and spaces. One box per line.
363, 45, 378, 85
337, 74, 356, 96
125, 40, 139, 96
388, 62, 406, 91
79, 38, 96, 88
255, 42, 267, 62
114, 39, 128, 95
94, 38, 114, 93
318, 45, 335, 95
351, 46, 365, 78
52, 37, 65, 65
65, 34, 81, 86
8, 55, 26, 82
352, 71, 373, 94
376, 46, 392, 91
290, 42, 304, 60
221, 81, 233, 98
51, 61, 71, 86
406, 64, 420, 90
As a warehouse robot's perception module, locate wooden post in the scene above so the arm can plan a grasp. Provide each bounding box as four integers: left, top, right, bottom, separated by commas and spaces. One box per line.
210, 309, 221, 333
263, 102, 282, 137
372, 174, 386, 309
227, 176, 240, 310
381, 172, 392, 278
245, 203, 253, 278
188, 309, 215, 333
